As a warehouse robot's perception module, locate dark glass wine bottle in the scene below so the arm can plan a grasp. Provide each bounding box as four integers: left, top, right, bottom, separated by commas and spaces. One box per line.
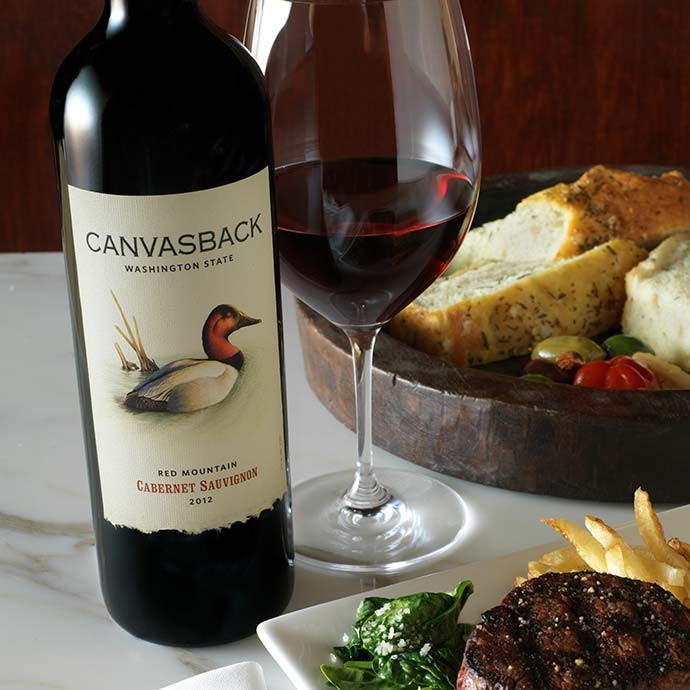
50, 0, 293, 646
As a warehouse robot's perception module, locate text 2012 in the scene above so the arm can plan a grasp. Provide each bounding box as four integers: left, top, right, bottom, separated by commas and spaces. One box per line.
189, 497, 213, 505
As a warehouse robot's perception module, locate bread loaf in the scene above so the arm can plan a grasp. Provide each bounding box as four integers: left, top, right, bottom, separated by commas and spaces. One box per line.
449, 166, 690, 271
623, 233, 690, 371
390, 239, 647, 367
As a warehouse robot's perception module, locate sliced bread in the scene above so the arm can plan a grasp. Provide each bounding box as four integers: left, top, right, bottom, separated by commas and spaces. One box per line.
448, 166, 690, 271
623, 232, 690, 371
389, 238, 647, 367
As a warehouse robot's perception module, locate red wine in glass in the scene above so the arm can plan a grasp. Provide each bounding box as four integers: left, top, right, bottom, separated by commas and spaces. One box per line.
250, 0, 481, 572
276, 157, 473, 328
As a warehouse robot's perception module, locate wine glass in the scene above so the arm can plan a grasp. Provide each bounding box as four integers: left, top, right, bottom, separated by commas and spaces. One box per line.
247, 0, 481, 572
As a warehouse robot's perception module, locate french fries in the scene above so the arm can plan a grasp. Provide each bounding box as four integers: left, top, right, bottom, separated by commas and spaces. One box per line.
539, 546, 587, 570
604, 544, 627, 578
670, 537, 690, 562
542, 518, 607, 572
634, 488, 690, 569
585, 515, 655, 582
521, 488, 690, 606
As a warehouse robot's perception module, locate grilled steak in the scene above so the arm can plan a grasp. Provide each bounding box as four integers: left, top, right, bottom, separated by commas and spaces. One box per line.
458, 571, 690, 690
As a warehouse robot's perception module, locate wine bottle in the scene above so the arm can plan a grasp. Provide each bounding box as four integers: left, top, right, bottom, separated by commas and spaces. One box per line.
49, 0, 293, 646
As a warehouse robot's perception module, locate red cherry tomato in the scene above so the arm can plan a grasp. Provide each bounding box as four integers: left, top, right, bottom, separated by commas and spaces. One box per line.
573, 361, 610, 388
573, 356, 661, 390
606, 356, 661, 390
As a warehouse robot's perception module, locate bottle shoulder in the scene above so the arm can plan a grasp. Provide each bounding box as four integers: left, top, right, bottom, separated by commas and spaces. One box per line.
50, 23, 103, 125
50, 19, 267, 134
50, 16, 272, 194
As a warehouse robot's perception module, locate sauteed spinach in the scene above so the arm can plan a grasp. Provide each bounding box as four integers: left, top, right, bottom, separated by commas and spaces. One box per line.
321, 581, 474, 690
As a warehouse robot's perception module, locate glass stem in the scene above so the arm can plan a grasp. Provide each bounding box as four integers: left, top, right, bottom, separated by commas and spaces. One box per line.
343, 328, 391, 512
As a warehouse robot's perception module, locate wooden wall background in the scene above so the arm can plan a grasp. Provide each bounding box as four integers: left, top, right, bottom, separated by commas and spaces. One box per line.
2, 0, 690, 252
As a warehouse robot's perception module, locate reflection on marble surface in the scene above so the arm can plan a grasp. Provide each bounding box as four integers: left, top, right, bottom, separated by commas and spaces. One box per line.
0, 254, 639, 690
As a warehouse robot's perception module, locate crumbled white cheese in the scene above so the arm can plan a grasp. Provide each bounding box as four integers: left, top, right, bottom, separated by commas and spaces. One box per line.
419, 643, 432, 657
375, 603, 392, 616
375, 641, 396, 656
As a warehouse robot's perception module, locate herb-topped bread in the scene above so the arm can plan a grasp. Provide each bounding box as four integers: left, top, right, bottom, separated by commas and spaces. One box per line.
449, 166, 690, 271
389, 239, 647, 367
623, 232, 690, 371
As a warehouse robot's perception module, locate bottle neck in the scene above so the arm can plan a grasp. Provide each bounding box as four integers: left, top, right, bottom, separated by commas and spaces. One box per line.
105, 0, 200, 30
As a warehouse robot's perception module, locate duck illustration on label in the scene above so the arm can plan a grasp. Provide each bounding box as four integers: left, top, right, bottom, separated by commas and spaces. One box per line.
112, 295, 261, 414
124, 305, 261, 413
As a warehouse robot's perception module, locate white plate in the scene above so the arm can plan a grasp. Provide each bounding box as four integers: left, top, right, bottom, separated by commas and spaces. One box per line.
258, 504, 690, 690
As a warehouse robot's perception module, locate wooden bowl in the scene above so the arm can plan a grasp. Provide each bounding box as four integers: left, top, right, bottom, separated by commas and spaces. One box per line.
294, 166, 690, 502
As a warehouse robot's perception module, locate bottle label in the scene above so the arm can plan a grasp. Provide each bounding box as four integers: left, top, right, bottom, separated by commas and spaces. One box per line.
68, 168, 287, 534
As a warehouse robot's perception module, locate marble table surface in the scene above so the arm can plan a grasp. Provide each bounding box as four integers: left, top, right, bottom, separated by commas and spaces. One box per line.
1, 253, 647, 690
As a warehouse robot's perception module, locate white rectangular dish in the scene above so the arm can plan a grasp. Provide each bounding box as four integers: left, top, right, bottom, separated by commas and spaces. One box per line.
257, 504, 690, 690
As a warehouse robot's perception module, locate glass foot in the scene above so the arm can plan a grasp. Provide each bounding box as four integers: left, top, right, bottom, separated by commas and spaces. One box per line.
293, 468, 467, 573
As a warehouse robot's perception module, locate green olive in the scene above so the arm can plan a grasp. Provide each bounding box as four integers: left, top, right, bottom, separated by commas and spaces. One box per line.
531, 336, 606, 364
603, 334, 654, 358
520, 374, 554, 384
